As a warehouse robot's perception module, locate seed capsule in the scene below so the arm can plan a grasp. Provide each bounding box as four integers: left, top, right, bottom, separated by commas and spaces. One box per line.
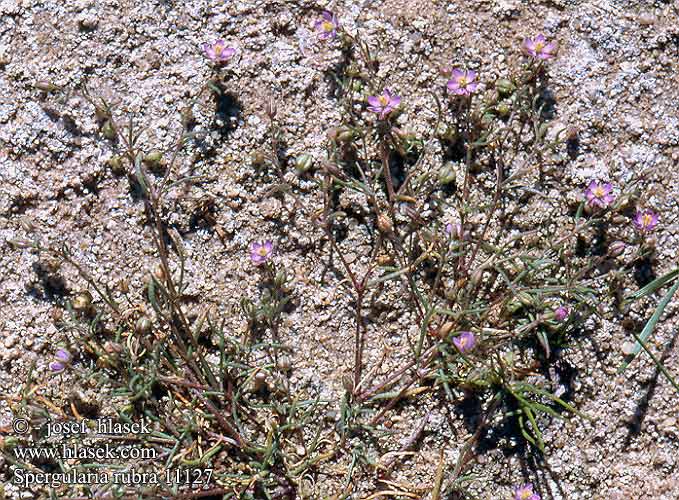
135, 316, 152, 335
438, 321, 454, 338
72, 291, 93, 312
251, 151, 266, 166
277, 355, 292, 372
252, 371, 268, 392
377, 213, 393, 234
336, 127, 354, 143
107, 155, 125, 175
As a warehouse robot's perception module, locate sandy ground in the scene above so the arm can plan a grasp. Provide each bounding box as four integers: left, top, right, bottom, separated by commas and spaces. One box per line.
1, 0, 679, 498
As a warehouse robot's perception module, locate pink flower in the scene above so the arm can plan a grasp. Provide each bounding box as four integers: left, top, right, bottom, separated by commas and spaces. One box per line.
447, 69, 479, 96
514, 483, 541, 500
367, 89, 401, 119
633, 209, 659, 233
201, 39, 236, 63
554, 306, 569, 322
584, 181, 615, 209
250, 240, 274, 265
314, 11, 339, 40
49, 348, 72, 374
453, 331, 476, 353
522, 34, 557, 60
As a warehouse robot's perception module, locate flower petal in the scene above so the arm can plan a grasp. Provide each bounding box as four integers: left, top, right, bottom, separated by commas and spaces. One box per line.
367, 96, 381, 107
451, 68, 464, 80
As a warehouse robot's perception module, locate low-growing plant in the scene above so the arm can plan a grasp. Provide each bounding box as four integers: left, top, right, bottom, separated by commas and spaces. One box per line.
2, 8, 674, 500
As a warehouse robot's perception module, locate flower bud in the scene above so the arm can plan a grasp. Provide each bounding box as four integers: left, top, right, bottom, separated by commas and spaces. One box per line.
144, 151, 163, 166
608, 241, 626, 257
342, 375, 354, 393
470, 268, 484, 288
94, 105, 110, 122
566, 126, 579, 142
495, 79, 516, 95
54, 348, 72, 364
496, 103, 511, 117
517, 292, 534, 307
101, 120, 116, 140
180, 106, 195, 129
438, 163, 456, 185
35, 81, 59, 92
265, 97, 277, 119
153, 263, 166, 282
321, 161, 344, 178
277, 355, 292, 372
104, 341, 123, 354
553, 306, 569, 322
7, 239, 34, 249
446, 222, 468, 241
274, 270, 287, 288
107, 155, 125, 175
295, 154, 313, 173
49, 348, 73, 374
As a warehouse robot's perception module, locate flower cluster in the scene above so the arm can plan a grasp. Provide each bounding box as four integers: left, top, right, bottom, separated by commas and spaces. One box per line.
49, 348, 72, 374
583, 181, 659, 233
